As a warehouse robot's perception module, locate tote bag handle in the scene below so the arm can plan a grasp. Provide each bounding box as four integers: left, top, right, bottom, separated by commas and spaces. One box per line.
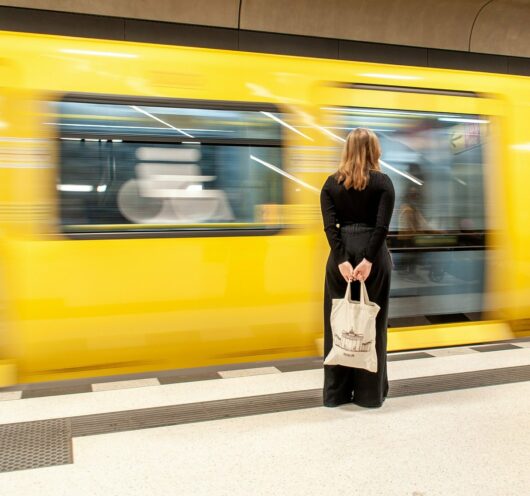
360, 280, 371, 305
344, 281, 371, 305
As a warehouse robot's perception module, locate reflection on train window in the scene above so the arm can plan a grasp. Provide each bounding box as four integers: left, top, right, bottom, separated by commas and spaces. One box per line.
326, 107, 488, 236
55, 100, 283, 233
326, 106, 489, 323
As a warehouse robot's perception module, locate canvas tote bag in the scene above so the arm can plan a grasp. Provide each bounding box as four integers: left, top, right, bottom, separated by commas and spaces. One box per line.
324, 281, 380, 372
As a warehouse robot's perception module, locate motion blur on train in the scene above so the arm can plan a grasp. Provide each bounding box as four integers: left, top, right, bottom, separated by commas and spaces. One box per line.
0, 30, 529, 387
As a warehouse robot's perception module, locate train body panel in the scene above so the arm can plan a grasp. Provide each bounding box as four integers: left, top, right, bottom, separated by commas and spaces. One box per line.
0, 31, 528, 384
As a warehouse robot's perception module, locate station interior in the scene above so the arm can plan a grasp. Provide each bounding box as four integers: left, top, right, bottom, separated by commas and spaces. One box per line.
0, 1, 529, 495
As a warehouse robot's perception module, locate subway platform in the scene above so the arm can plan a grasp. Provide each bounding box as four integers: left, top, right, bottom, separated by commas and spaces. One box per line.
1, 339, 529, 496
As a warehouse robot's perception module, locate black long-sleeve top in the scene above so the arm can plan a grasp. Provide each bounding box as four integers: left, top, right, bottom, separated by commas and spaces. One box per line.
320, 171, 395, 264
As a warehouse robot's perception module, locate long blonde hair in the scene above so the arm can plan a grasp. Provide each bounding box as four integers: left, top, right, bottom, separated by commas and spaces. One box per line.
335, 128, 381, 190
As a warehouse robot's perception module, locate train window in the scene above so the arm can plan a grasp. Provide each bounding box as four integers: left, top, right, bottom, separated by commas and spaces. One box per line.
54, 98, 283, 236
325, 106, 487, 237
326, 106, 489, 324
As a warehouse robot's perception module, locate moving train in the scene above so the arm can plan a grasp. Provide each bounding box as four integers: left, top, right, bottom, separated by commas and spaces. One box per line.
0, 30, 529, 386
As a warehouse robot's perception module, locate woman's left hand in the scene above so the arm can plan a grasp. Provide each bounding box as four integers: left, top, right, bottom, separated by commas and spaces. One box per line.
353, 258, 372, 282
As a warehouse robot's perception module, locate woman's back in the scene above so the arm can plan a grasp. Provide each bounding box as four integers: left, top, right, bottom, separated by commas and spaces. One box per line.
321, 170, 393, 226
321, 170, 395, 263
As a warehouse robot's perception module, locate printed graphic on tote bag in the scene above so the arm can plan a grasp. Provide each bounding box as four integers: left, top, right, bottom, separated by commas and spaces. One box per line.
336, 328, 372, 353
324, 281, 380, 372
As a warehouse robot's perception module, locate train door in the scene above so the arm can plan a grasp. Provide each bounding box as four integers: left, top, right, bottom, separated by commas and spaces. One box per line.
314, 79, 511, 349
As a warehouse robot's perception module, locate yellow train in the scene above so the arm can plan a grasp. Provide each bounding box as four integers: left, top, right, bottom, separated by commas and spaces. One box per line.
0, 30, 529, 386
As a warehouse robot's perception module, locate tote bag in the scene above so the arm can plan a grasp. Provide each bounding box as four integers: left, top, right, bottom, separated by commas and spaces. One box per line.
324, 281, 380, 372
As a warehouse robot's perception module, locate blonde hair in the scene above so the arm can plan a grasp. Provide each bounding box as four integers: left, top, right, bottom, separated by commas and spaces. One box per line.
335, 128, 381, 190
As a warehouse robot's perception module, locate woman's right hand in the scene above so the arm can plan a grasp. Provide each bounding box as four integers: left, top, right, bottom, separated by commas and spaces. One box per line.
353, 258, 372, 282
338, 261, 354, 282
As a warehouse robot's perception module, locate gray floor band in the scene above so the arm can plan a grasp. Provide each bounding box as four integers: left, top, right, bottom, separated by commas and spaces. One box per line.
70, 364, 530, 437
1, 364, 529, 473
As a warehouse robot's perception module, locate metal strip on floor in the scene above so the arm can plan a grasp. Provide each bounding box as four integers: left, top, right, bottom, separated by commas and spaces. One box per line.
70, 364, 530, 437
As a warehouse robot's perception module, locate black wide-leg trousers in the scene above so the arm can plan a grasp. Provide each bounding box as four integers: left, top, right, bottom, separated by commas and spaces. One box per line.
323, 225, 392, 407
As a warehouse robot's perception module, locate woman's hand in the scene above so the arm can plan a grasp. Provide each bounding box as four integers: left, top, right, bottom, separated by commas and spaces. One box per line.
338, 261, 354, 282
353, 258, 372, 282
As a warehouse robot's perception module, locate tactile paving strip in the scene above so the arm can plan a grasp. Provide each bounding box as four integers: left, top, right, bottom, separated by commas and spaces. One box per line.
71, 364, 530, 437
0, 418, 72, 473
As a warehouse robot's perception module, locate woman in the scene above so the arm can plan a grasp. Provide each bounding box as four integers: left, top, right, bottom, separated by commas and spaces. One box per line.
320, 128, 395, 408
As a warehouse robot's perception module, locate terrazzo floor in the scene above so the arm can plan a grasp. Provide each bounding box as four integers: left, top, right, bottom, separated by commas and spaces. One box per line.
0, 344, 529, 495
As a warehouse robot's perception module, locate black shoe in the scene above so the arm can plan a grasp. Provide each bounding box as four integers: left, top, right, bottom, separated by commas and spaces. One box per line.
323, 399, 352, 408
352, 400, 384, 409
